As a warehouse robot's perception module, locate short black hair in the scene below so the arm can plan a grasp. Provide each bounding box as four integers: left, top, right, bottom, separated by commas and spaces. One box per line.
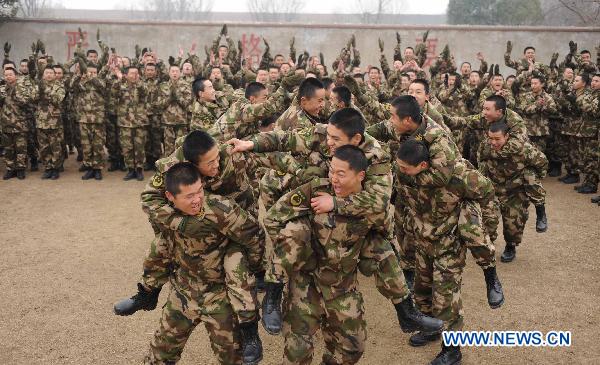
321, 77, 334, 90
86, 49, 98, 56
145, 62, 156, 68
530, 74, 545, 84
391, 95, 422, 124
524, 46, 535, 53
192, 77, 209, 97
268, 64, 279, 71
485, 95, 507, 113
353, 73, 364, 79
298, 77, 324, 100
488, 121, 509, 135
396, 139, 430, 166
461, 61, 472, 68
329, 108, 365, 140
332, 86, 352, 107
20, 59, 28, 64
369, 66, 381, 73
261, 112, 281, 128
410, 78, 430, 95
578, 73, 591, 86
3, 60, 16, 67
182, 130, 217, 166
580, 50, 591, 56
333, 145, 368, 173
124, 66, 137, 74
405, 46, 415, 52
165, 162, 202, 196
245, 81, 266, 99
4, 67, 17, 75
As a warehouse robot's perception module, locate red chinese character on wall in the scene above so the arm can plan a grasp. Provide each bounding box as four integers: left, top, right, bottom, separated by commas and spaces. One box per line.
241, 33, 262, 68
415, 37, 439, 68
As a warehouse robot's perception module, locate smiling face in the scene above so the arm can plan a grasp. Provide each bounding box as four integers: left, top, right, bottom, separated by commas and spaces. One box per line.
487, 130, 508, 151
396, 157, 429, 177
326, 123, 360, 156
195, 145, 220, 178
329, 157, 364, 198
300, 88, 325, 117
166, 179, 204, 216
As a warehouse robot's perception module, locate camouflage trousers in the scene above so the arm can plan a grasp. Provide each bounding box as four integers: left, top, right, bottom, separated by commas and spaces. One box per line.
529, 136, 548, 156
79, 123, 106, 170
26, 117, 38, 162
1, 132, 27, 170
37, 128, 64, 170
142, 234, 258, 324
144, 285, 242, 365
546, 120, 562, 164
163, 125, 188, 157
565, 135, 583, 175
414, 234, 466, 332
497, 190, 529, 246
581, 134, 599, 187
523, 167, 547, 206
119, 126, 147, 169
397, 202, 497, 271
61, 113, 75, 150
145, 114, 163, 162
105, 113, 122, 163
282, 272, 366, 365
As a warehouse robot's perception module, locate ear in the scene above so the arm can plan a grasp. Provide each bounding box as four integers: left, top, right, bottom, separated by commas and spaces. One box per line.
165, 190, 176, 204
358, 170, 366, 182
350, 133, 362, 146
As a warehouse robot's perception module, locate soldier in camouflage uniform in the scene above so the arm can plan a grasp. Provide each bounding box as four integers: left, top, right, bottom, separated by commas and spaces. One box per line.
111, 66, 150, 181
559, 74, 597, 194
143, 62, 163, 171
116, 162, 262, 365
115, 131, 264, 364
156, 65, 192, 156
589, 74, 600, 204
72, 61, 107, 180
515, 74, 558, 154
190, 77, 229, 131
264, 145, 443, 365
33, 66, 65, 179
547, 67, 574, 177
1, 67, 32, 179
480, 121, 548, 263
395, 138, 500, 364
275, 77, 326, 131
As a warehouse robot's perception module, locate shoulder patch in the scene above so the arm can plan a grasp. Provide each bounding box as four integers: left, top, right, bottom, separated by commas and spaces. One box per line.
151, 173, 164, 188
290, 191, 306, 206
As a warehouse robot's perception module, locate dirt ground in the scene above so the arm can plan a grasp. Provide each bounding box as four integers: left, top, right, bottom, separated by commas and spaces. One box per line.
1, 156, 599, 365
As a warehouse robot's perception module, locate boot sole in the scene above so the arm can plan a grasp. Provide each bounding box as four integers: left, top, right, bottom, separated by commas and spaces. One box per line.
408, 334, 441, 347
243, 354, 263, 365
260, 317, 282, 336
500, 256, 515, 263
489, 297, 504, 309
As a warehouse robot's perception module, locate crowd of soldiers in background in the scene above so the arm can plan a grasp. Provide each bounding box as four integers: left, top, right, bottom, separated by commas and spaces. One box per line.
1, 24, 600, 365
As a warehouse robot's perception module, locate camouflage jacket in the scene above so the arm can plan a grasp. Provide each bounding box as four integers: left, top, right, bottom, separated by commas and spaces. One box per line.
163, 192, 263, 297
478, 139, 548, 196
436, 84, 471, 117
156, 78, 192, 126
189, 94, 229, 131
368, 116, 460, 188
71, 75, 107, 123
561, 88, 598, 137
251, 123, 393, 216
396, 159, 495, 243
143, 143, 254, 230
32, 80, 66, 129
111, 79, 150, 127
516, 90, 557, 136
275, 100, 324, 131
144, 77, 161, 115
0, 79, 33, 133
207, 86, 289, 142
478, 87, 516, 110
264, 178, 407, 303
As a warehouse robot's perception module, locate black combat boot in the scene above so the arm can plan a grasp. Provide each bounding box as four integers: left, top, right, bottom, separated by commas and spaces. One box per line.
500, 243, 516, 263
403, 269, 415, 292
119, 157, 127, 171
82, 168, 95, 180
76, 149, 83, 162
144, 160, 156, 171
41, 169, 53, 179
409, 331, 442, 347
239, 320, 263, 365
430, 343, 462, 365
395, 296, 444, 334
30, 157, 38, 172
114, 283, 161, 316
562, 173, 580, 184
591, 196, 600, 204
94, 169, 103, 180
483, 267, 504, 308
535, 204, 548, 233
3, 170, 16, 180
254, 270, 266, 293
261, 282, 284, 335
123, 169, 137, 181
50, 169, 59, 180
578, 185, 597, 194
135, 168, 144, 181
16, 169, 26, 180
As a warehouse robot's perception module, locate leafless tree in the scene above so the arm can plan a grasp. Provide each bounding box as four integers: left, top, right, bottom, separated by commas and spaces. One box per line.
247, 0, 306, 22
17, 0, 61, 17
140, 0, 214, 21
1, 0, 18, 21
354, 0, 406, 24
541, 0, 600, 26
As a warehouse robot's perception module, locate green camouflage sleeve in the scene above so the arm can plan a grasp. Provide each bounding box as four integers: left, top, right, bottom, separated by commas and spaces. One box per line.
366, 120, 396, 143
251, 126, 316, 155
240, 86, 288, 124
408, 133, 458, 188
141, 232, 174, 290
264, 179, 317, 229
